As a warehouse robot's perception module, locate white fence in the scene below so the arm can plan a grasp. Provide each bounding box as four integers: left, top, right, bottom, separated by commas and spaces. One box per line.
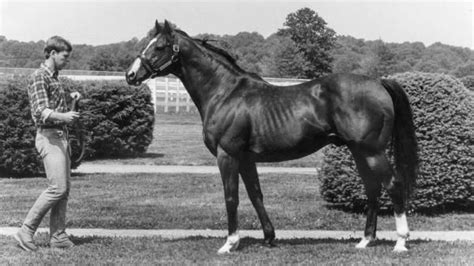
144, 77, 192, 113
0, 68, 308, 113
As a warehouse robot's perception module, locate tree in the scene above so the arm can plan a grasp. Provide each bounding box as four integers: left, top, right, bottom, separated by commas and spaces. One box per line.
228, 32, 266, 74
352, 40, 400, 78
277, 7, 336, 78
88, 49, 115, 71
373, 40, 397, 75
273, 36, 309, 78
357, 54, 379, 77
259, 33, 286, 77
332, 51, 361, 74
414, 59, 442, 73
453, 61, 474, 78
68, 44, 95, 70
392, 42, 425, 67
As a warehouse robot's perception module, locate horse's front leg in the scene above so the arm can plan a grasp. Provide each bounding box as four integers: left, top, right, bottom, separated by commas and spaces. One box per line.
217, 146, 240, 254
239, 157, 275, 247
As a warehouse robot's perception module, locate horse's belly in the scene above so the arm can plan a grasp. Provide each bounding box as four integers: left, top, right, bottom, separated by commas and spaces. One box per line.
249, 133, 329, 162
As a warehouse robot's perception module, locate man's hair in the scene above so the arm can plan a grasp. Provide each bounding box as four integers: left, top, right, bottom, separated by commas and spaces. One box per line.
44, 36, 72, 59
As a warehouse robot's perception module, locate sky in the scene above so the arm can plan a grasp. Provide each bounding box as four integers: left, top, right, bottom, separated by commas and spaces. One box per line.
0, 0, 473, 49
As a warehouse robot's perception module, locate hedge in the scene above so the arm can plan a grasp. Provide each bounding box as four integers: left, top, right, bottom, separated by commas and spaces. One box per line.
0, 75, 155, 177
460, 75, 474, 91
319, 72, 473, 213
61, 79, 155, 159
0, 76, 42, 176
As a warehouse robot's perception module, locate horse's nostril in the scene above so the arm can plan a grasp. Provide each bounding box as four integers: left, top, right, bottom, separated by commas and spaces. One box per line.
128, 71, 136, 80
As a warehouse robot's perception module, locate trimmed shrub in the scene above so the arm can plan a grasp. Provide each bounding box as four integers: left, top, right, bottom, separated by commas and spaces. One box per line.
460, 75, 474, 91
62, 79, 155, 159
0, 76, 154, 177
0, 76, 42, 176
319, 72, 473, 213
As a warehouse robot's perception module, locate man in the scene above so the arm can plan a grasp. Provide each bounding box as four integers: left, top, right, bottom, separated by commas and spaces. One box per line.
15, 36, 81, 251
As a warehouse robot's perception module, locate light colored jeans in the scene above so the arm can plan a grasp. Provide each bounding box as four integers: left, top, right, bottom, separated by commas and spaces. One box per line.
22, 128, 71, 238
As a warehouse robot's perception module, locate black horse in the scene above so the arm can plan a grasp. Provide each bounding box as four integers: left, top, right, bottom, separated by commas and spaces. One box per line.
126, 20, 418, 253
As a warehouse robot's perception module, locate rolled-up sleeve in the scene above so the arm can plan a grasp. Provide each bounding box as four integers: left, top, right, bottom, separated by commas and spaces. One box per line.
28, 73, 53, 123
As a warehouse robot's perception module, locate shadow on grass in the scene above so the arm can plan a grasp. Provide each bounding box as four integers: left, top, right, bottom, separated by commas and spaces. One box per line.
31, 233, 100, 247
158, 236, 431, 251
81, 152, 165, 161
70, 236, 101, 246
71, 172, 90, 177
323, 201, 474, 216
238, 237, 357, 251
242, 238, 437, 252
133, 153, 165, 159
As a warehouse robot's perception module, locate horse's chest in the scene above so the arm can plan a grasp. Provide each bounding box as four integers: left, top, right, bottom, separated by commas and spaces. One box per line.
203, 114, 249, 157
202, 126, 219, 156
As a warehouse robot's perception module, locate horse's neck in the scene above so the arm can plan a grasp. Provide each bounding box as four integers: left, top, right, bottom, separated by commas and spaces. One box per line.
175, 43, 240, 118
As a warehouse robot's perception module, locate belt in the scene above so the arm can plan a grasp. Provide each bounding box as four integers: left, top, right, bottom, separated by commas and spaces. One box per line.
38, 125, 67, 130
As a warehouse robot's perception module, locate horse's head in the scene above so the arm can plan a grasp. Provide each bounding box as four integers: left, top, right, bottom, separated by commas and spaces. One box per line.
126, 20, 180, 86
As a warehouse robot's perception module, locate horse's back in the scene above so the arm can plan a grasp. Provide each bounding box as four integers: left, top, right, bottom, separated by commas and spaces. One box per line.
243, 73, 395, 157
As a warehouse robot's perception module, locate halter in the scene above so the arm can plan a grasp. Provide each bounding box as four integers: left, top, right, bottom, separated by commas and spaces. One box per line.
138, 41, 180, 78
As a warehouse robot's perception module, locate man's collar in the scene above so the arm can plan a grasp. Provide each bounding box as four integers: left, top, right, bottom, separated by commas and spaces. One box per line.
40, 63, 58, 78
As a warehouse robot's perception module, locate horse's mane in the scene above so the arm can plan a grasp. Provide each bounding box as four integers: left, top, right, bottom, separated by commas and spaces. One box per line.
149, 28, 231, 63
199, 40, 239, 67
175, 29, 264, 81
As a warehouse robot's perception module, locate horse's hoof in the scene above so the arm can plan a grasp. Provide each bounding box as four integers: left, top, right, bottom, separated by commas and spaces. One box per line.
217, 247, 231, 254
217, 242, 239, 254
355, 237, 372, 249
262, 240, 276, 248
393, 245, 408, 252
393, 244, 408, 253
217, 233, 240, 254
393, 236, 408, 252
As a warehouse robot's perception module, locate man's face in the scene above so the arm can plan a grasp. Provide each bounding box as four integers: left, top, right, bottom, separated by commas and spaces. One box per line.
52, 50, 71, 70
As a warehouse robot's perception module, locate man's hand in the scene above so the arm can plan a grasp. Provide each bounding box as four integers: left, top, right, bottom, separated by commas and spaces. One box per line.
50, 111, 80, 124
70, 92, 81, 100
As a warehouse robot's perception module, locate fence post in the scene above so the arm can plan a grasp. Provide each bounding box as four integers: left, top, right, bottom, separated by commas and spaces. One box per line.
186, 91, 191, 112
164, 77, 169, 113
176, 78, 180, 113
152, 78, 157, 113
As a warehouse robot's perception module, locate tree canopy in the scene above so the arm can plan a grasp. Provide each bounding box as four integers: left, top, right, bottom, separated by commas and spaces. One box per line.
1, 8, 472, 79
277, 8, 337, 78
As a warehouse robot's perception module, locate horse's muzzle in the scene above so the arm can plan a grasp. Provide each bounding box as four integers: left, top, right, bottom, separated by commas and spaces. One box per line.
125, 71, 142, 86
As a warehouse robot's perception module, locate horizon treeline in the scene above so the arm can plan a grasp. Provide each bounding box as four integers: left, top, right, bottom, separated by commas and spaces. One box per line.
0, 33, 472, 79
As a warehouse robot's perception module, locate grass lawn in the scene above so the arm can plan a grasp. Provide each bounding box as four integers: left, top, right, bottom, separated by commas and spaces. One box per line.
2, 112, 472, 263
1, 173, 472, 231
88, 112, 324, 167
1, 233, 472, 264
2, 168, 472, 264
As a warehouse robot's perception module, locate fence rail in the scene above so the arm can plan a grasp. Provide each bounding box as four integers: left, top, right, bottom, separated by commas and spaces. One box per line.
0, 67, 308, 113
0, 67, 124, 76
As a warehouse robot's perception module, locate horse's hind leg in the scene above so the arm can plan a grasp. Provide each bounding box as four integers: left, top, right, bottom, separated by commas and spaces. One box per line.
239, 157, 275, 247
216, 146, 241, 254
383, 168, 410, 252
351, 148, 410, 251
350, 148, 388, 249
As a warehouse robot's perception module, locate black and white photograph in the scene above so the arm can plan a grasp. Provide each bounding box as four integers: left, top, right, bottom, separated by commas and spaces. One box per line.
0, 0, 472, 264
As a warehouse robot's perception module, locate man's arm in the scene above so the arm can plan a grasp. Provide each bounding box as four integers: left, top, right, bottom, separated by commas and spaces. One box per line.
28, 73, 54, 123
27, 73, 79, 124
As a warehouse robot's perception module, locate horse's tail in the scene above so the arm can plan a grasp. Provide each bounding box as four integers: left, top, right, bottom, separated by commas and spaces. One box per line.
381, 79, 419, 201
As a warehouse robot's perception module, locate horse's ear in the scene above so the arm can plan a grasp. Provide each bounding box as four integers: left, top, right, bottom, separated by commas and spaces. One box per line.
163, 20, 173, 35
154, 20, 162, 35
